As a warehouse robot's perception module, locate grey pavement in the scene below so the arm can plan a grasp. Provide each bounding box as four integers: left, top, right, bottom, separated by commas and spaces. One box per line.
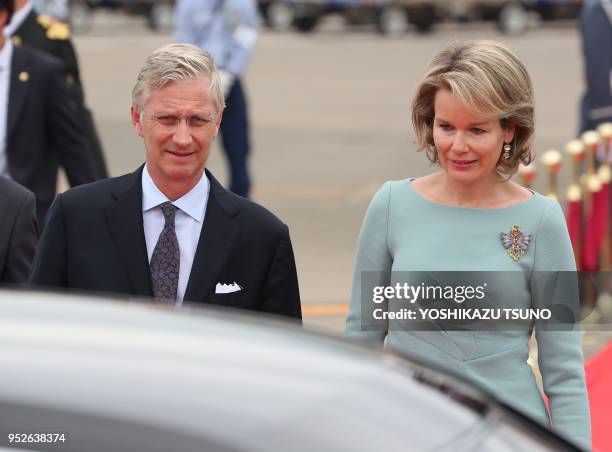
69, 13, 611, 355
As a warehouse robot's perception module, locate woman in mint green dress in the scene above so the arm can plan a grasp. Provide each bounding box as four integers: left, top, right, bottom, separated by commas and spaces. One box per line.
346, 41, 591, 449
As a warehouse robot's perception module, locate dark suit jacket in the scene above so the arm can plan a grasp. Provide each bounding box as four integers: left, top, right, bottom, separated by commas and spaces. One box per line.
30, 167, 302, 320
0, 177, 38, 284
11, 10, 109, 179
7, 45, 96, 224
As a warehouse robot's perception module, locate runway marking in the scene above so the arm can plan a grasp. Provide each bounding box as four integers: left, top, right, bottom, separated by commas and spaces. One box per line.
303, 304, 349, 316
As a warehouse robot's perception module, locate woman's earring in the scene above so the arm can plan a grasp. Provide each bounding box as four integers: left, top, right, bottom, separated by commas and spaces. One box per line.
503, 144, 512, 159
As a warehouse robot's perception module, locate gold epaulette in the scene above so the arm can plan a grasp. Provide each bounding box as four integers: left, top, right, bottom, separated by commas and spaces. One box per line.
47, 22, 71, 40
36, 15, 53, 28
37, 15, 71, 40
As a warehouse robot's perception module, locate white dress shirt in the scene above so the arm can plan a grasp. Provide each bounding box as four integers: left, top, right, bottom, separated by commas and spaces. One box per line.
142, 165, 209, 305
3, 2, 33, 37
0, 40, 13, 178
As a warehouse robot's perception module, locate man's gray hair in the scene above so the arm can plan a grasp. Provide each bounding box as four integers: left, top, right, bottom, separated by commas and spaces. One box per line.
132, 43, 225, 113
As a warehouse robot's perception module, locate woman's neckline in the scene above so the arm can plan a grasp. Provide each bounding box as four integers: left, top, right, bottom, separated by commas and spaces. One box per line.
407, 178, 536, 211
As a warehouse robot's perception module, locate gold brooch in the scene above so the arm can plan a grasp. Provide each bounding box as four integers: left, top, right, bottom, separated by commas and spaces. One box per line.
500, 225, 532, 261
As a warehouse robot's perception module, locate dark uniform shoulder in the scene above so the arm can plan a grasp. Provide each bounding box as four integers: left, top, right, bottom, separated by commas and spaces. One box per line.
37, 15, 71, 40
11, 11, 70, 46
11, 11, 80, 86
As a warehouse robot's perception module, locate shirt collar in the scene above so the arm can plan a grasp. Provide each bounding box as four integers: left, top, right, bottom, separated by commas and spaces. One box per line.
0, 40, 13, 72
4, 2, 33, 37
141, 164, 209, 222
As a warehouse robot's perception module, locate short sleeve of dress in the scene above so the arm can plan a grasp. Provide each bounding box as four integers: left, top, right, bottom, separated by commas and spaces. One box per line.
533, 201, 591, 450
345, 182, 393, 343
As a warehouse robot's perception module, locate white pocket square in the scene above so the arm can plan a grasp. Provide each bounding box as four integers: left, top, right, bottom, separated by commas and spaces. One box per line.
215, 282, 243, 294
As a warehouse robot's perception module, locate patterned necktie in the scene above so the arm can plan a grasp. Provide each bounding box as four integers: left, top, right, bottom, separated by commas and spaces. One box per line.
150, 202, 180, 302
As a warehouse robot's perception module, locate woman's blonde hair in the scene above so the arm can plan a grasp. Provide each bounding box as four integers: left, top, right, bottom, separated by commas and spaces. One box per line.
411, 40, 534, 176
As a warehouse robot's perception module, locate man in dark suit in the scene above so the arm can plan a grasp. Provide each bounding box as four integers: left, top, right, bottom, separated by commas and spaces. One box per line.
579, 0, 612, 133
6, 0, 109, 179
0, 0, 96, 224
31, 43, 301, 320
0, 177, 38, 284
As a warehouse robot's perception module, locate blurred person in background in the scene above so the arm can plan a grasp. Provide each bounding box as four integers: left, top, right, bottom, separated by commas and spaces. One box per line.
5, 0, 109, 179
345, 41, 591, 449
30, 0, 67, 20
579, 0, 612, 134
31, 44, 301, 320
0, 0, 95, 224
174, 0, 258, 198
0, 177, 37, 284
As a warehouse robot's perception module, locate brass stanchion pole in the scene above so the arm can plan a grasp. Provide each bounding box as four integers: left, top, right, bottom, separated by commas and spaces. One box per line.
541, 150, 562, 201
565, 140, 585, 269
581, 131, 601, 216
517, 162, 536, 189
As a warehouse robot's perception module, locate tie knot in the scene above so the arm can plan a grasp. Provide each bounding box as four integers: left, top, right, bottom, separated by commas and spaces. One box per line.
159, 202, 177, 225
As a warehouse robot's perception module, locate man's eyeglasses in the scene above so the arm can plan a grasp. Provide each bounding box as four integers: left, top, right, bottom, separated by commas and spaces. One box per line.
150, 114, 216, 130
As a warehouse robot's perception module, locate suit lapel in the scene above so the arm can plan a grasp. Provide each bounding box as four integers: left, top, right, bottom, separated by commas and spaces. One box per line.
184, 171, 241, 302
103, 167, 153, 297
7, 46, 29, 141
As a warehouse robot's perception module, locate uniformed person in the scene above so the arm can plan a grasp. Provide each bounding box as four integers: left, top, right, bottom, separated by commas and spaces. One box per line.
5, 0, 108, 179
31, 0, 68, 21
0, 0, 96, 224
579, 0, 612, 134
175, 0, 258, 198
